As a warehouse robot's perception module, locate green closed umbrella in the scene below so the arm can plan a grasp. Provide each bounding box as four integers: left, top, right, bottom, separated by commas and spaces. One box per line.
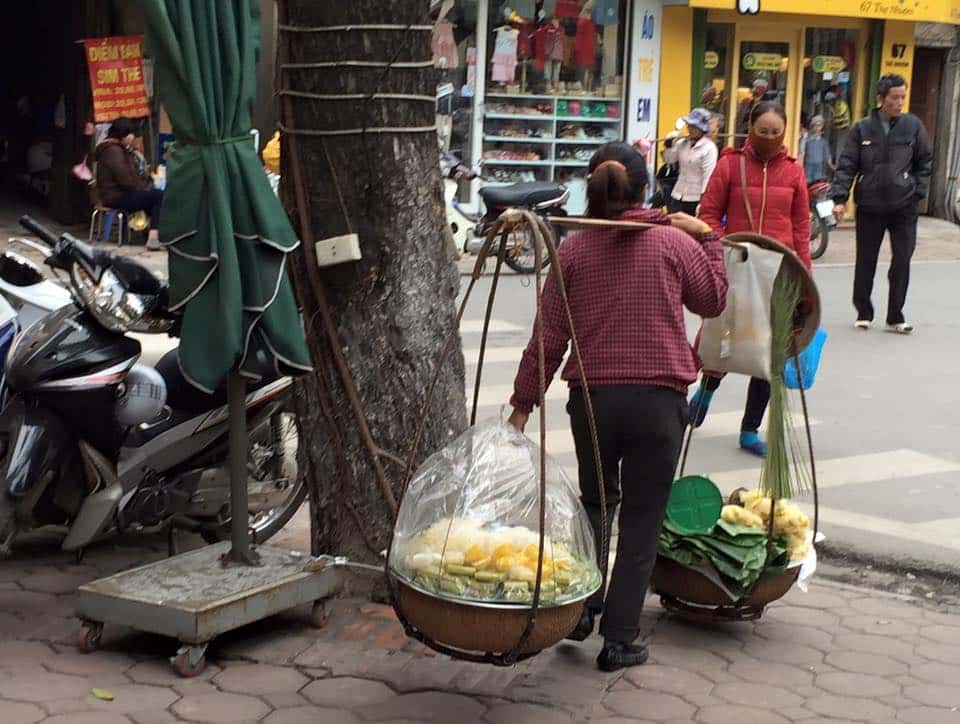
141, 0, 310, 394
141, 0, 311, 563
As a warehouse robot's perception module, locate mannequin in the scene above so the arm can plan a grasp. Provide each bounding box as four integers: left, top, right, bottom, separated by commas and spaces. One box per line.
574, 1, 598, 92
541, 17, 564, 92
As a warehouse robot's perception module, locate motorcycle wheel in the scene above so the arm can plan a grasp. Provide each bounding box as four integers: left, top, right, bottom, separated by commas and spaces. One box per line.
201, 397, 307, 545
809, 211, 829, 260
503, 218, 568, 274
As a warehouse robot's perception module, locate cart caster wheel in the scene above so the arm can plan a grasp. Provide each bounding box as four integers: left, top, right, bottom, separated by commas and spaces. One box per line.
78, 622, 103, 653
171, 645, 208, 678
310, 600, 328, 629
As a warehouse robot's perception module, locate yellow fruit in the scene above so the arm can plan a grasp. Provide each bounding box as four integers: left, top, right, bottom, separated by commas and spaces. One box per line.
721, 505, 764, 529
492, 543, 518, 560
495, 555, 518, 572
464, 544, 487, 565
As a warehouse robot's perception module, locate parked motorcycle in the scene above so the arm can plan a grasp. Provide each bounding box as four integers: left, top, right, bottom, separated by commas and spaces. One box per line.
0, 216, 305, 557
443, 152, 569, 274
808, 180, 835, 260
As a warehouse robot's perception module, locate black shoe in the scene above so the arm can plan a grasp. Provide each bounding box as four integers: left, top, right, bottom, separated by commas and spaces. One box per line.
566, 608, 596, 641
597, 641, 649, 672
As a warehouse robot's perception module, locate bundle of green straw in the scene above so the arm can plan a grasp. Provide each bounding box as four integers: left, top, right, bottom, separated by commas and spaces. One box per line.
760, 267, 810, 500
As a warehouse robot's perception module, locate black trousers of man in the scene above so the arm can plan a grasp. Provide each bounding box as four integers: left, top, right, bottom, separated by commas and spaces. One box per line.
853, 204, 918, 325
567, 384, 686, 645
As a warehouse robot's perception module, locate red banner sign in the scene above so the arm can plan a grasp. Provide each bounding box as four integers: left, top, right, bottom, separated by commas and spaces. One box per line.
84, 36, 150, 123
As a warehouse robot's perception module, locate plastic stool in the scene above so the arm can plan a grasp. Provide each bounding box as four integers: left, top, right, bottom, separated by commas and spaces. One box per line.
89, 205, 127, 246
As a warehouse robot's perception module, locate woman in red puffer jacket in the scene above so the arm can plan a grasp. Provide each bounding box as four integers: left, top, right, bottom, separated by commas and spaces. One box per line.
691, 101, 811, 457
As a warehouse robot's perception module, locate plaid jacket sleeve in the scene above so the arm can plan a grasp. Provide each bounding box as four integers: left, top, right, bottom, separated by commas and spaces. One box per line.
510, 246, 574, 414
680, 230, 728, 319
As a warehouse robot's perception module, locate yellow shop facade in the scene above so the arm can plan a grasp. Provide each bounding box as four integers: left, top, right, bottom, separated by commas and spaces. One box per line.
655, 0, 960, 162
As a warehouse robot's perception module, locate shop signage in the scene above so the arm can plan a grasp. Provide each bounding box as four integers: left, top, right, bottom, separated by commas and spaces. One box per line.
742, 52, 782, 71
627, 0, 663, 193
812, 55, 846, 73
690, 0, 959, 23
704, 51, 720, 70
83, 36, 150, 123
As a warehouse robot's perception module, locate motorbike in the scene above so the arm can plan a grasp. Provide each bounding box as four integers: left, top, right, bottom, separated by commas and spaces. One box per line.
808, 179, 835, 260
0, 216, 305, 557
443, 152, 569, 274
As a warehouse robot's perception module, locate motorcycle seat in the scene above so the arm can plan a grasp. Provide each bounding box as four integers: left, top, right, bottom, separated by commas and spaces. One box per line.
480, 182, 567, 210
156, 348, 281, 415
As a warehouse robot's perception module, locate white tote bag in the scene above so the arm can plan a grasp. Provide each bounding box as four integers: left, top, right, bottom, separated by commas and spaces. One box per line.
699, 242, 784, 381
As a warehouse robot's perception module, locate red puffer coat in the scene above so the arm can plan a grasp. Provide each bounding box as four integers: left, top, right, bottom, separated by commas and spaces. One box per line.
699, 142, 812, 270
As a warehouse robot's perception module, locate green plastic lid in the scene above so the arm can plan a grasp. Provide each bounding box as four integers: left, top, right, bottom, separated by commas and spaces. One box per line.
666, 475, 723, 534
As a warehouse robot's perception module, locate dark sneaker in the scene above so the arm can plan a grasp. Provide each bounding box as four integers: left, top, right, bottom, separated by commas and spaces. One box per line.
566, 608, 595, 642
597, 642, 649, 671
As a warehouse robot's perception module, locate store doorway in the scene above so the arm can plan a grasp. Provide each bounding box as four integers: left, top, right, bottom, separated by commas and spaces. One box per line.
911, 47, 945, 214
727, 27, 801, 151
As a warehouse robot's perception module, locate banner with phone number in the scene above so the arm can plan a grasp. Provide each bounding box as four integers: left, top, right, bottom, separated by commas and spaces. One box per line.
84, 36, 150, 123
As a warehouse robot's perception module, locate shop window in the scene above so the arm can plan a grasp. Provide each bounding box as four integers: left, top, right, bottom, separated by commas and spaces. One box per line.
733, 41, 790, 149
435, 1, 480, 202
703, 23, 734, 146
801, 28, 857, 174
481, 0, 627, 214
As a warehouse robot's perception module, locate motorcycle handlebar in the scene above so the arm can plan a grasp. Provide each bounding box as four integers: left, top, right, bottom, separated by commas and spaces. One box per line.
18, 215, 59, 247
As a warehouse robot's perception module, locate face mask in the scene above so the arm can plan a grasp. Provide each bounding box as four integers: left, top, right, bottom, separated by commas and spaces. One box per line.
749, 130, 785, 161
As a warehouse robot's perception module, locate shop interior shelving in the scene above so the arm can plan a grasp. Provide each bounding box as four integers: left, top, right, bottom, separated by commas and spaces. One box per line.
481, 93, 624, 213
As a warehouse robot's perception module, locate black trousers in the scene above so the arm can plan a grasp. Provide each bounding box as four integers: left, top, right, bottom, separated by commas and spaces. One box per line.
567, 384, 686, 644
114, 189, 164, 231
703, 374, 770, 433
667, 198, 699, 216
853, 204, 918, 325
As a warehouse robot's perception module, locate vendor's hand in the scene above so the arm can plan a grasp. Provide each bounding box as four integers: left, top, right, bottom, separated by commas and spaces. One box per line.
669, 212, 712, 236
507, 408, 529, 433
833, 203, 845, 220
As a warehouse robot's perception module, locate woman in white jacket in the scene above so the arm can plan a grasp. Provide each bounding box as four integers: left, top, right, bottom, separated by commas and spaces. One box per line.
662, 107, 718, 215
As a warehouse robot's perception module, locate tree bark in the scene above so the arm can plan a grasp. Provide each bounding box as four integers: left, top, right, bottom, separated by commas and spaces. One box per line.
279, 1, 466, 563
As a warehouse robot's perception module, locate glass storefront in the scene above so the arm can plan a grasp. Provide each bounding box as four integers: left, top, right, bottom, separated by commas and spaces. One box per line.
801, 28, 857, 166
703, 23, 734, 143
479, 0, 629, 214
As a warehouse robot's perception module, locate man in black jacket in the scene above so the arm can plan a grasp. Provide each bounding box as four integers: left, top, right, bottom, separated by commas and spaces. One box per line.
832, 75, 932, 334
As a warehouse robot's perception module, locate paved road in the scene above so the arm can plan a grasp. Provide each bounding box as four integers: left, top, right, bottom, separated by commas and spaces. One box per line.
455, 255, 960, 577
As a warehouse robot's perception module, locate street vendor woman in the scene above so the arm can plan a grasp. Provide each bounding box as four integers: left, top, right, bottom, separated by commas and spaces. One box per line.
507, 142, 728, 671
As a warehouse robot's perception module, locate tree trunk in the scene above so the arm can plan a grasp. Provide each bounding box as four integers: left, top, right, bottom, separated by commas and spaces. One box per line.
279, 1, 466, 563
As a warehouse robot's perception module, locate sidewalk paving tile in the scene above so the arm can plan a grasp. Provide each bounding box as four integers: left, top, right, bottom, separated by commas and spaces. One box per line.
171, 691, 271, 723
483, 702, 575, 724
602, 689, 696, 720
2, 701, 45, 724
895, 706, 960, 724
301, 676, 395, 708
803, 693, 898, 720
713, 681, 805, 709
815, 671, 900, 697
213, 663, 309, 696
903, 683, 960, 708
695, 704, 791, 724
622, 663, 715, 697
263, 706, 364, 724
43, 714, 133, 724
357, 691, 487, 722
726, 660, 815, 688
909, 661, 960, 685
823, 650, 908, 676
84, 683, 180, 714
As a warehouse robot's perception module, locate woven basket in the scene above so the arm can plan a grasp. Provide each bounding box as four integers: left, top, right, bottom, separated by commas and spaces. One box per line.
393, 577, 584, 655
651, 554, 799, 609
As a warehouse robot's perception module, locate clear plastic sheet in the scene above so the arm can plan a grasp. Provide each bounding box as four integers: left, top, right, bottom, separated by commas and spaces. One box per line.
389, 421, 601, 607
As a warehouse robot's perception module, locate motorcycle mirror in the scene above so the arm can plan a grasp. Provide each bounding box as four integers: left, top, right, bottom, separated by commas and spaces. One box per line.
675, 117, 686, 132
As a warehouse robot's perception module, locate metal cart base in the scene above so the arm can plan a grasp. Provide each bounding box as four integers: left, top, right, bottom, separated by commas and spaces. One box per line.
75, 543, 343, 677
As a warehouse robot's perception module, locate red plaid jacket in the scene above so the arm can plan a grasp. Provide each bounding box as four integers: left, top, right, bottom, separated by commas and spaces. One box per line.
510, 208, 728, 413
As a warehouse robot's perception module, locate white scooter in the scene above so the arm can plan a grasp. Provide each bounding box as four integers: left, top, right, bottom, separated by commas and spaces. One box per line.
1, 237, 72, 327
441, 152, 569, 274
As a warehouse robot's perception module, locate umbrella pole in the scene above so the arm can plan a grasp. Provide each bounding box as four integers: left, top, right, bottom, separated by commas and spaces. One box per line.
222, 370, 261, 566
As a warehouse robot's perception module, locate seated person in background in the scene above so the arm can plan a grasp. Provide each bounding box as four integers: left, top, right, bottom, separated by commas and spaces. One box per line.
95, 117, 164, 250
